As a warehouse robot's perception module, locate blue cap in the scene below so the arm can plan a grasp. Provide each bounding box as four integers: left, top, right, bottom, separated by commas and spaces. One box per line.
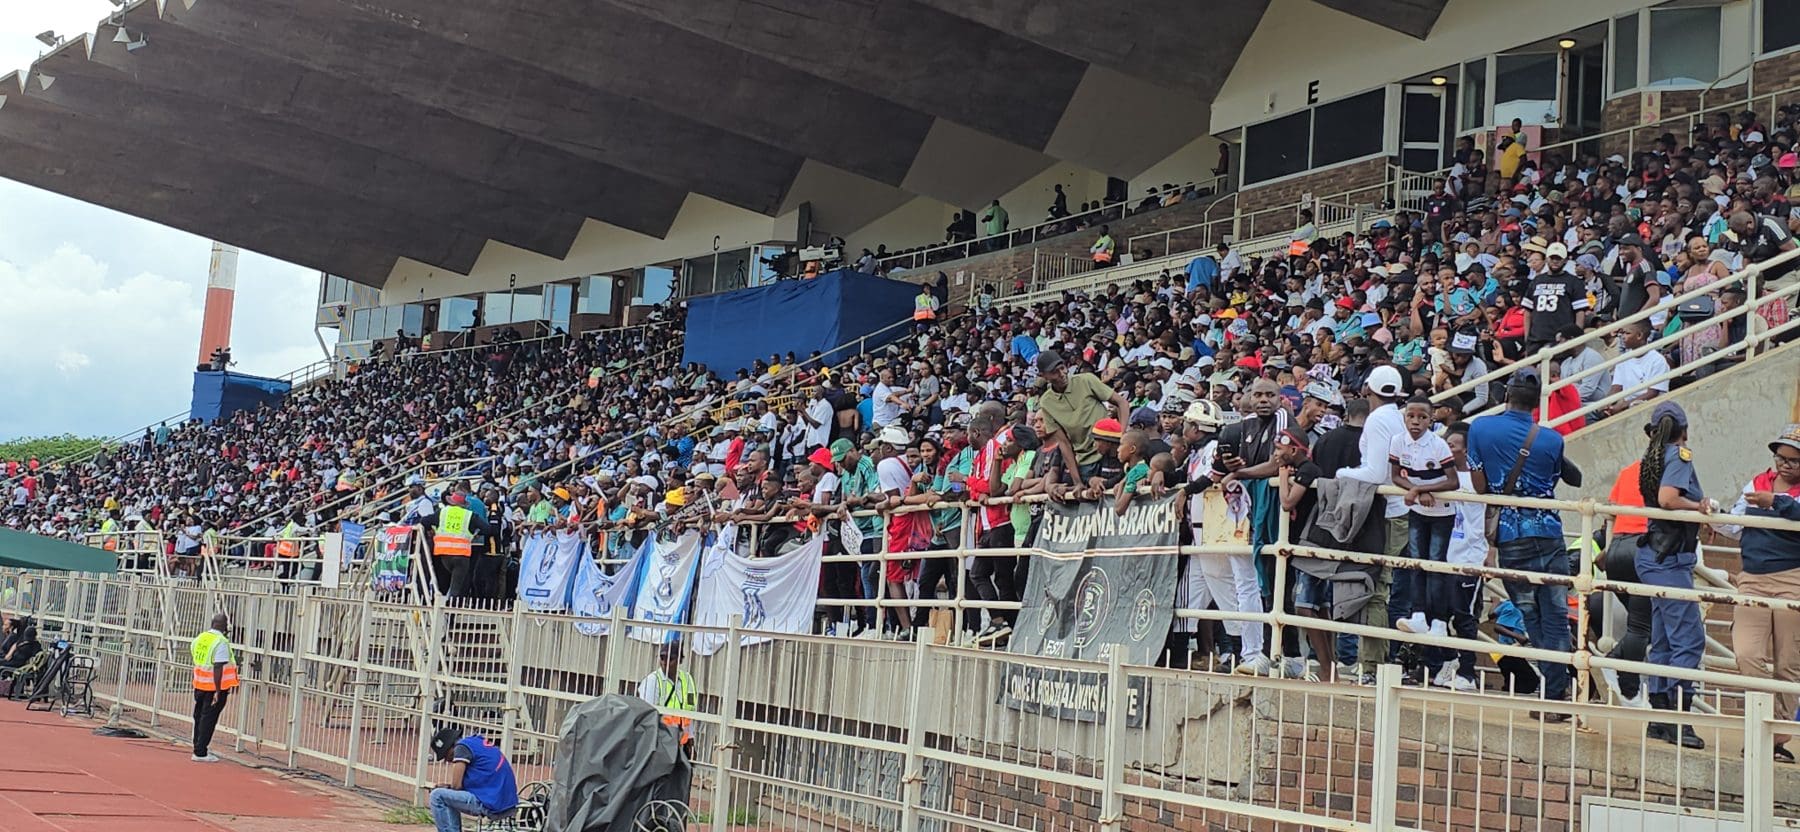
1507, 367, 1541, 392
1649, 401, 1688, 429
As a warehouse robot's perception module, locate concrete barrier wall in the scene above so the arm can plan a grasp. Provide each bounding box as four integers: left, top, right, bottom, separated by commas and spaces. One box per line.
1563, 339, 1800, 505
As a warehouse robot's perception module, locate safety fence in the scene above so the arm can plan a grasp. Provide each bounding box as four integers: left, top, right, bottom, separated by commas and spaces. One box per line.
8, 480, 1800, 831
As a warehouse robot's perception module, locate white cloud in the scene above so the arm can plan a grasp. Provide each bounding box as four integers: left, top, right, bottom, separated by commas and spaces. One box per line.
0, 3, 338, 439
0, 182, 333, 440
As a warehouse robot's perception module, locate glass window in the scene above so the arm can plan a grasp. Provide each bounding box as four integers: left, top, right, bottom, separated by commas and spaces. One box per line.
399, 304, 425, 338
349, 308, 370, 341
547, 284, 573, 332
320, 275, 349, 305
482, 293, 512, 326
714, 248, 752, 293
512, 287, 544, 323
1765, 0, 1800, 53
439, 297, 477, 332
1647, 7, 1719, 87
1460, 59, 1488, 132
578, 275, 615, 315
1494, 53, 1559, 126
638, 266, 675, 305
1612, 13, 1639, 94
1310, 89, 1385, 167
1243, 110, 1310, 185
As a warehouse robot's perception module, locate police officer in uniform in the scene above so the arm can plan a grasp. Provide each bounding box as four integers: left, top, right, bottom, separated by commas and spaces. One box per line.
1635, 402, 1709, 749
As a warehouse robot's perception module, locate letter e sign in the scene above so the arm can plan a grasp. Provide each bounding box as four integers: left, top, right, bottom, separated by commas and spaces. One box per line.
1307, 81, 1320, 106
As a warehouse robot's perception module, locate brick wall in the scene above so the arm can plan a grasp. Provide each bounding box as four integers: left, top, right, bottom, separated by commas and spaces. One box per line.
1236, 157, 1391, 239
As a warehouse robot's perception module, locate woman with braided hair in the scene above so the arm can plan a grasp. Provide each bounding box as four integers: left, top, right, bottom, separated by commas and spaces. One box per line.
1634, 401, 1711, 750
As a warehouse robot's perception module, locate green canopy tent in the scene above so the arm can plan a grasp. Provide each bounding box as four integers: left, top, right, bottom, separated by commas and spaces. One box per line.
0, 527, 118, 573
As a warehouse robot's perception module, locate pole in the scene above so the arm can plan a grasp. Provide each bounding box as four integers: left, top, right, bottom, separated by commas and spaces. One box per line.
898, 628, 933, 831
1370, 664, 1403, 832
344, 593, 375, 787
1099, 650, 1127, 832
412, 600, 445, 804
286, 587, 313, 768
711, 615, 744, 832
1744, 691, 1776, 832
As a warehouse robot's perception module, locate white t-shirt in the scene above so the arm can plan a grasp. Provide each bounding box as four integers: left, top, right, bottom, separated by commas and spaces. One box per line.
1611, 350, 1671, 398
1388, 430, 1454, 518
872, 383, 905, 427
812, 471, 840, 504
804, 398, 833, 450
876, 456, 912, 496
1446, 471, 1488, 566
1338, 402, 1409, 518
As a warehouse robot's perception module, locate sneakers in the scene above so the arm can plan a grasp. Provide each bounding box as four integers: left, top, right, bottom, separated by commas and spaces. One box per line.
973, 625, 1012, 647
1448, 675, 1477, 693
1280, 657, 1315, 680
1430, 662, 1458, 689
1427, 619, 1448, 639
1233, 654, 1272, 676
1395, 612, 1428, 634
191, 754, 220, 763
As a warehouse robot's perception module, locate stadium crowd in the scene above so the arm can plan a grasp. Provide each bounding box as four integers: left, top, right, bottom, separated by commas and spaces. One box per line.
6, 115, 1800, 742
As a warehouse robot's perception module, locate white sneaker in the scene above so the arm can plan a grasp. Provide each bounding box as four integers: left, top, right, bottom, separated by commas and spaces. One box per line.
1281, 657, 1315, 680
1395, 613, 1428, 634
1448, 675, 1477, 693
1431, 662, 1458, 689
1428, 619, 1449, 639
855, 627, 883, 640
191, 754, 220, 763
1620, 688, 1649, 709
1233, 654, 1271, 676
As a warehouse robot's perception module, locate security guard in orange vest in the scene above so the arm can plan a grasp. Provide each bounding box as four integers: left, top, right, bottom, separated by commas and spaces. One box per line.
191, 612, 239, 762
431, 492, 485, 598
638, 642, 697, 756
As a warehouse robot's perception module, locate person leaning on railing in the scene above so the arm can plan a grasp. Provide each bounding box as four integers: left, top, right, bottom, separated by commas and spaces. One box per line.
1719, 424, 1800, 763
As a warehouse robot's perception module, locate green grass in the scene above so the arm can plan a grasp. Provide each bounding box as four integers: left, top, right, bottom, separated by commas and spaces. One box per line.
693, 808, 759, 825
382, 805, 433, 825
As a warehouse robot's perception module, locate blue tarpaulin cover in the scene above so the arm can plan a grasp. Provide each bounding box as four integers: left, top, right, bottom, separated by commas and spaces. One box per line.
680, 270, 919, 375
191, 371, 293, 423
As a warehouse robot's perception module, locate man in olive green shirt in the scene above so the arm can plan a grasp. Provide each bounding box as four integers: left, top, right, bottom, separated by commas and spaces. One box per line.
1034, 350, 1129, 482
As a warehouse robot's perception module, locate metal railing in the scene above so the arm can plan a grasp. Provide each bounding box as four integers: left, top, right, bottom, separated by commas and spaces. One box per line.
1434, 245, 1800, 421
879, 176, 1230, 275
7, 476, 1800, 831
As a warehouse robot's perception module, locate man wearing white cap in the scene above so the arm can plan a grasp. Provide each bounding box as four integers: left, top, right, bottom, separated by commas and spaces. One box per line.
1524, 242, 1590, 353
1331, 364, 1412, 683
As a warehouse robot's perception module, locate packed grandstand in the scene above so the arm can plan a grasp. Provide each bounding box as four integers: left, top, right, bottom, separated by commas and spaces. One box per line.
7, 118, 1800, 735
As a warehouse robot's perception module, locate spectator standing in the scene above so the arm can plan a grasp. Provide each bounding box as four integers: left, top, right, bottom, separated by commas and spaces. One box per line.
1333, 364, 1410, 681
1467, 369, 1581, 715
1722, 424, 1800, 762
1035, 350, 1130, 488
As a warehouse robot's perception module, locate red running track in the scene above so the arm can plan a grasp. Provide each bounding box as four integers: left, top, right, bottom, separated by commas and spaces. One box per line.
0, 707, 390, 832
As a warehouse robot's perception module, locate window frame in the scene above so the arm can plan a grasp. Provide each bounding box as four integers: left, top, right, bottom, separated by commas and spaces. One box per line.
1607, 5, 1726, 98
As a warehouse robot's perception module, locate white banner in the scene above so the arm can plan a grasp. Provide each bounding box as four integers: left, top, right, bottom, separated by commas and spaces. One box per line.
628, 532, 705, 645
571, 536, 648, 636
691, 532, 826, 656
516, 530, 585, 611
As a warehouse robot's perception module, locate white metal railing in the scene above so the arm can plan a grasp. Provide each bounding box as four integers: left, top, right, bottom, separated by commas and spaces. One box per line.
881, 176, 1230, 274
1435, 245, 1800, 422
5, 479, 1799, 832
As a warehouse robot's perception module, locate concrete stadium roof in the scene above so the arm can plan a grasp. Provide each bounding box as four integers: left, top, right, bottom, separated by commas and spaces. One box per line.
0, 0, 1447, 287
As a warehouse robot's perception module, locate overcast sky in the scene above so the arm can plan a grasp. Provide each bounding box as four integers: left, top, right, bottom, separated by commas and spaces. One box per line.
0, 1, 334, 441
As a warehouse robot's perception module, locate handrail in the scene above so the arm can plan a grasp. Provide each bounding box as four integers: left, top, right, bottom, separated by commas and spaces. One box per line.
1546, 288, 1800, 429
1432, 245, 1800, 406
1534, 78, 1800, 163
880, 175, 1229, 274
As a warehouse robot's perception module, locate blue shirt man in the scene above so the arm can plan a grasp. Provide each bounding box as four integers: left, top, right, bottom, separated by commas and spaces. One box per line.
428, 729, 518, 832
1465, 369, 1583, 708
1010, 332, 1040, 363
1185, 254, 1219, 293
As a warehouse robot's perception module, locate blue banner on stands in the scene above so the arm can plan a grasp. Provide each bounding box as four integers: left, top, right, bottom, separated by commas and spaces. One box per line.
680, 269, 920, 375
